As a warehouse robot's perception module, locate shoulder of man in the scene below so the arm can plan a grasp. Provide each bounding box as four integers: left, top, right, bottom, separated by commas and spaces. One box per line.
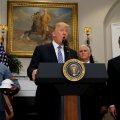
36, 43, 52, 49
69, 48, 77, 52
108, 55, 120, 63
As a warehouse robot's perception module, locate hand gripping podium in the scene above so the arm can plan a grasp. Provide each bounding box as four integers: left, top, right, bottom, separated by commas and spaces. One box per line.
35, 62, 108, 120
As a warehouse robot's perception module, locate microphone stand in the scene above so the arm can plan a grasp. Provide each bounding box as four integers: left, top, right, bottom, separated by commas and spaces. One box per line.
62, 38, 71, 59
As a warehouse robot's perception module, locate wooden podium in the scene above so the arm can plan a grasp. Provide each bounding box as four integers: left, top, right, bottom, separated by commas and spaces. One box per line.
35, 63, 108, 120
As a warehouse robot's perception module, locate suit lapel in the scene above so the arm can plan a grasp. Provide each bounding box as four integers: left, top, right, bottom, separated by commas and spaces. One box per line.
114, 56, 120, 73
64, 47, 70, 61
47, 43, 74, 62
48, 43, 58, 62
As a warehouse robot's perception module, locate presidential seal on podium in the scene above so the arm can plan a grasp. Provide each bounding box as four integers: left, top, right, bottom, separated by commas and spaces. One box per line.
63, 59, 85, 82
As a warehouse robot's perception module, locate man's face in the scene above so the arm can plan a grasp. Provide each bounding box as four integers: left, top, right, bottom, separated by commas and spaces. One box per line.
78, 46, 91, 62
52, 25, 69, 45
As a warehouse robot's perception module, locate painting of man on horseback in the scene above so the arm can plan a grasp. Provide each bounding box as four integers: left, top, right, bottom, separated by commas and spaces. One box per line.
7, 2, 77, 57
21, 9, 52, 42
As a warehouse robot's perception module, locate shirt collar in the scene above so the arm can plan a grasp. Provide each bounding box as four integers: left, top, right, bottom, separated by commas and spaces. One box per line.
52, 40, 63, 50
81, 60, 90, 63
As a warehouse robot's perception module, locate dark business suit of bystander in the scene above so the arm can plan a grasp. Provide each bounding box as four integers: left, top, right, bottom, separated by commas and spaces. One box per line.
107, 55, 120, 120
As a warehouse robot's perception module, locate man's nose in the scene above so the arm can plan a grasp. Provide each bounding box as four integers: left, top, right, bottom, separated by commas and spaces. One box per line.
63, 30, 67, 34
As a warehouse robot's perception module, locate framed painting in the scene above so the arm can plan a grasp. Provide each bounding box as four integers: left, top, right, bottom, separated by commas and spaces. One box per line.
7, 1, 78, 57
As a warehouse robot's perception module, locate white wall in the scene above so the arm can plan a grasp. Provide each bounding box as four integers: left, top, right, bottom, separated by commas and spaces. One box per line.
105, 0, 120, 63
78, 0, 117, 63
111, 23, 120, 58
0, 0, 119, 96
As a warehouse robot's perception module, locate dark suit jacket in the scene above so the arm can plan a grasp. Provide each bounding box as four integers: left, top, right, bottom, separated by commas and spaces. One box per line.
27, 42, 78, 95
107, 55, 120, 106
27, 42, 77, 120
27, 42, 78, 80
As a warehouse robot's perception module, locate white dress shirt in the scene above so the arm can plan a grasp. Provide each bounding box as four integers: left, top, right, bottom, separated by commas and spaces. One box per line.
52, 40, 65, 63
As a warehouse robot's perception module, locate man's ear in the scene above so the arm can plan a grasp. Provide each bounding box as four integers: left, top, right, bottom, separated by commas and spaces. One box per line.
89, 53, 91, 57
52, 31, 55, 37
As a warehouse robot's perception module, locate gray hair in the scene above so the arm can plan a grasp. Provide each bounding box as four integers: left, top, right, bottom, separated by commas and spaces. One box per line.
79, 44, 91, 53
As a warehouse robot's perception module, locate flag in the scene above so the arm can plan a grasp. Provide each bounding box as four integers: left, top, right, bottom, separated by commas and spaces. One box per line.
0, 43, 14, 120
0, 43, 8, 66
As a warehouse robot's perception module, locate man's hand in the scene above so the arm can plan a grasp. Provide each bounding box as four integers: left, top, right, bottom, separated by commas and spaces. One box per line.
100, 106, 108, 114
32, 69, 38, 81
4, 84, 18, 96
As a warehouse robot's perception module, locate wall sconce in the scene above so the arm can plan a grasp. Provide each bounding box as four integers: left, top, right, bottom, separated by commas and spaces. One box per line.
84, 26, 95, 62
84, 27, 92, 46
0, 24, 8, 45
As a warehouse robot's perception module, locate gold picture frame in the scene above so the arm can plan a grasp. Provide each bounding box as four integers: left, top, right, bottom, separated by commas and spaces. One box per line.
7, 1, 78, 57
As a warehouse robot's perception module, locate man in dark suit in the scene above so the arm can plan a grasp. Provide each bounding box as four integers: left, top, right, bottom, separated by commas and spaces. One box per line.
78, 44, 107, 120
27, 22, 78, 120
107, 37, 120, 120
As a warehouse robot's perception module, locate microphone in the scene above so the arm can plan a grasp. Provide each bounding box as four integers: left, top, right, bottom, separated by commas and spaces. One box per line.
62, 37, 68, 47
62, 37, 71, 59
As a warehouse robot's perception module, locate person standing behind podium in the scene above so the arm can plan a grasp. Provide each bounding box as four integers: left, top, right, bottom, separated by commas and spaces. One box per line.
78, 44, 107, 120
27, 22, 78, 120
